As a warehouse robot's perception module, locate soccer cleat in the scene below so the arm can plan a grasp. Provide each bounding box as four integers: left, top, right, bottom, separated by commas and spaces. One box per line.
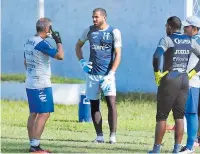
148, 144, 161, 154
29, 145, 51, 153
148, 150, 160, 154
109, 136, 116, 144
179, 146, 194, 154
92, 136, 104, 143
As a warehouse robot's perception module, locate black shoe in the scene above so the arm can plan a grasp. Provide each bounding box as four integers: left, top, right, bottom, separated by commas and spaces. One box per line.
29, 145, 43, 152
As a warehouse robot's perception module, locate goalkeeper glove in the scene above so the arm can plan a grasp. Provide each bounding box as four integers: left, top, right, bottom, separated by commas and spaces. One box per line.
100, 71, 115, 92
188, 69, 197, 80
79, 59, 93, 73
154, 70, 169, 86
49, 26, 62, 44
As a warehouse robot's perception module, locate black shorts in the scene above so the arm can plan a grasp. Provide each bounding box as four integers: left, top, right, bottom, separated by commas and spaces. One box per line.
156, 71, 189, 121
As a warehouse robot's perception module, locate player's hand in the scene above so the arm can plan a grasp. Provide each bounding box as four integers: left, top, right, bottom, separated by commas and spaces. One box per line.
100, 71, 115, 92
49, 26, 62, 44
188, 69, 197, 80
79, 59, 93, 73
154, 70, 169, 86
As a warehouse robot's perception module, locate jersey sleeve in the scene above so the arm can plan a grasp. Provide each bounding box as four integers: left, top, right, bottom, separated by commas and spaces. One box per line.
113, 29, 122, 48
157, 36, 169, 51
79, 27, 90, 43
191, 39, 200, 57
34, 40, 58, 58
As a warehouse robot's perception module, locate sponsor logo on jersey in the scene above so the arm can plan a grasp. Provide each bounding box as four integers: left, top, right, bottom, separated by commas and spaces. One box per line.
174, 50, 190, 54
173, 57, 188, 62
174, 38, 191, 44
91, 44, 112, 50
26, 39, 35, 46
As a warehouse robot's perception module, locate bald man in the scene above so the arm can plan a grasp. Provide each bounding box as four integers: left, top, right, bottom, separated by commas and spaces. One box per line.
24, 18, 64, 152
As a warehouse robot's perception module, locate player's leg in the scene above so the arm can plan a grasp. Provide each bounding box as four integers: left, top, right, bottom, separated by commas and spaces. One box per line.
181, 87, 199, 152
86, 75, 103, 142
149, 75, 178, 153
173, 90, 189, 153
103, 77, 117, 144
172, 73, 190, 153
27, 112, 38, 140
90, 99, 104, 142
26, 88, 41, 150
105, 96, 117, 143
34, 113, 50, 139
27, 87, 54, 152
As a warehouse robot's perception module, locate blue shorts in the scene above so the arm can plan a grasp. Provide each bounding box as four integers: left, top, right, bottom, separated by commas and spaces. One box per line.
26, 87, 54, 113
185, 87, 199, 114
86, 74, 116, 100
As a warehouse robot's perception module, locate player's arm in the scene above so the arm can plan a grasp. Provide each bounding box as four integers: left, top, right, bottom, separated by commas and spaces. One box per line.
54, 43, 64, 60
34, 40, 64, 60
24, 59, 27, 69
75, 28, 89, 60
111, 29, 122, 72
153, 37, 169, 86
24, 52, 27, 69
75, 28, 93, 73
153, 37, 168, 72
189, 39, 200, 79
76, 40, 85, 60
49, 27, 64, 60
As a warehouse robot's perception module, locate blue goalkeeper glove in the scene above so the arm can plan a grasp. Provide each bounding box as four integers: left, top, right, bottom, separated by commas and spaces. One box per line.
79, 59, 93, 73
100, 71, 115, 92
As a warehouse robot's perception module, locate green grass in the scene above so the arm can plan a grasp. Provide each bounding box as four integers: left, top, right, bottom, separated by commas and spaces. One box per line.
1, 99, 199, 153
1, 74, 84, 84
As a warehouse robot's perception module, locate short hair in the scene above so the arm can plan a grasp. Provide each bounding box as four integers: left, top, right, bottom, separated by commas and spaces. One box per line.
93, 8, 107, 17
36, 18, 52, 32
167, 16, 182, 30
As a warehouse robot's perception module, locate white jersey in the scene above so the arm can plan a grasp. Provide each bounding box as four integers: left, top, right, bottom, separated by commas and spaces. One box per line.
24, 36, 57, 89
187, 34, 200, 88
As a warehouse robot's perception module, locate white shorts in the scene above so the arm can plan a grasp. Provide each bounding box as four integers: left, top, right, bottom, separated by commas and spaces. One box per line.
86, 74, 116, 100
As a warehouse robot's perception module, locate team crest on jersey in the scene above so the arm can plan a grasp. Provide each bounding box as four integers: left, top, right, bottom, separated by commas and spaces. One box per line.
103, 32, 112, 40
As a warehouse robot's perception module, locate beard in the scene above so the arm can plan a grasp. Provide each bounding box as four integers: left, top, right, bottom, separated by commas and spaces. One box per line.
94, 21, 104, 28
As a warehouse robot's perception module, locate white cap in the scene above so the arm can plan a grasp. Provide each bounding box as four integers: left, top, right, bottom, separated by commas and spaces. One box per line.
182, 16, 200, 28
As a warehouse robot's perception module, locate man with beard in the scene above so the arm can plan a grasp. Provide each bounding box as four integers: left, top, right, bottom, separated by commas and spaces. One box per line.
75, 8, 122, 144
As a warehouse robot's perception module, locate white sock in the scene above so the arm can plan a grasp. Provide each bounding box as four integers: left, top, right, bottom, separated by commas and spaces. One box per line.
110, 132, 116, 137
30, 139, 40, 147
96, 136, 104, 141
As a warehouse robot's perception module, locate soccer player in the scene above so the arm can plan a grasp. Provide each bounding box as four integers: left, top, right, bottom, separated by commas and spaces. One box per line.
149, 16, 200, 153
24, 18, 64, 152
75, 8, 122, 143
179, 16, 200, 153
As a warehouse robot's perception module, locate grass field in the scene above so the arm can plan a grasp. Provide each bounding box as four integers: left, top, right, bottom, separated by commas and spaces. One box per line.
1, 99, 200, 153
1, 74, 84, 84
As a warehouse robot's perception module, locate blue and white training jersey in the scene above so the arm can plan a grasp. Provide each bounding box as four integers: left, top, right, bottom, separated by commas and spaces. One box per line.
79, 25, 122, 75
155, 32, 200, 73
24, 35, 57, 89
187, 34, 200, 88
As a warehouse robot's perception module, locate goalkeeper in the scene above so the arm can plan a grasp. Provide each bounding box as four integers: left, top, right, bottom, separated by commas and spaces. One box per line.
149, 16, 200, 153
75, 8, 122, 144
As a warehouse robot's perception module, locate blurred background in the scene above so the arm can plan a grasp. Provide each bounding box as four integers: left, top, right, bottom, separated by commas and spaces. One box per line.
1, 0, 200, 92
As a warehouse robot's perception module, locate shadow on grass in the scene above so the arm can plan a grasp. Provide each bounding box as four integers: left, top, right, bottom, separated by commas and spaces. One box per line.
52, 119, 79, 123
1, 138, 151, 153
